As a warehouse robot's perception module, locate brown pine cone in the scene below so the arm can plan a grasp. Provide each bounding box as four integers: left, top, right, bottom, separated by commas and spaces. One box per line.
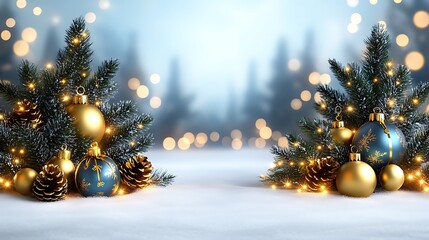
305, 156, 340, 192
10, 99, 43, 129
119, 155, 153, 191
32, 164, 67, 201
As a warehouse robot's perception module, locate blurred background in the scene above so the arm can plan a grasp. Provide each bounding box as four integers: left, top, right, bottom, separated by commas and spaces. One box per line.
0, 0, 428, 150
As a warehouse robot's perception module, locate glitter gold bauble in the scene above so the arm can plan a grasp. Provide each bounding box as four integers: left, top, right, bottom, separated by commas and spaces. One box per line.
379, 164, 404, 191
336, 151, 377, 197
13, 168, 38, 196
330, 120, 353, 146
66, 87, 105, 142
47, 146, 75, 184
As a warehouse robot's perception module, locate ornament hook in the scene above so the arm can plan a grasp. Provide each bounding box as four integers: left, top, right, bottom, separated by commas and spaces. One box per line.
61, 144, 68, 150
350, 145, 358, 153
335, 106, 343, 121
373, 107, 382, 113
76, 86, 85, 95
90, 142, 98, 148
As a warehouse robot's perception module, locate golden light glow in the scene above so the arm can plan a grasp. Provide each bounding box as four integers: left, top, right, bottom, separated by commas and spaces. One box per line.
46, 63, 53, 69
396, 34, 409, 47
416, 156, 423, 162
398, 116, 405, 122
413, 11, 429, 29
373, 78, 378, 83
317, 128, 322, 133
289, 162, 294, 166
308, 72, 320, 85
11, 148, 16, 153
387, 99, 395, 107
19, 149, 24, 154
129, 141, 135, 147
388, 70, 393, 76
290, 98, 302, 110
405, 51, 425, 71
136, 85, 149, 98
231, 129, 242, 139
320, 74, 331, 85
16, 0, 27, 8
347, 81, 351, 86
5, 18, 16, 28
320, 103, 326, 109
300, 90, 312, 102
259, 126, 272, 140
196, 132, 208, 145
293, 142, 299, 147
105, 127, 112, 134
19, 106, 24, 111
85, 12, 97, 23
72, 38, 80, 44
95, 101, 101, 107
184, 132, 195, 144
317, 145, 323, 150
13, 40, 30, 57
62, 95, 70, 102
413, 98, 419, 104
231, 139, 242, 150
150, 74, 161, 84
1, 30, 11, 41
209, 132, 219, 142
178, 137, 191, 150
345, 66, 351, 72
255, 138, 266, 148
288, 59, 301, 71
0, 114, 4, 121
4, 181, 11, 188
163, 137, 176, 150
22, 28, 37, 43
396, 80, 400, 85
150, 96, 162, 109
14, 158, 20, 164
255, 118, 266, 130
33, 7, 42, 16
118, 188, 125, 195
81, 72, 87, 77
278, 136, 288, 148
128, 78, 140, 90
347, 106, 353, 112
271, 185, 277, 189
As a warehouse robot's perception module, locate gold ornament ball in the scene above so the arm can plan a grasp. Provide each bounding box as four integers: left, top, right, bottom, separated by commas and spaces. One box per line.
379, 164, 404, 191
47, 149, 75, 184
336, 161, 377, 197
13, 168, 38, 196
66, 103, 105, 142
330, 121, 353, 145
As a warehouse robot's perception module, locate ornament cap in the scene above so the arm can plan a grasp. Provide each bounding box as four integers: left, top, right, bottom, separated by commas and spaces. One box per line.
369, 107, 385, 122
332, 120, 345, 128
58, 146, 71, 161
73, 86, 88, 104
88, 142, 101, 157
349, 152, 361, 161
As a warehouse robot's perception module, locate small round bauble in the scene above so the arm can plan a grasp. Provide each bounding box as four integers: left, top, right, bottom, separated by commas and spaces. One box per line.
75, 143, 120, 197
336, 161, 377, 197
330, 121, 353, 146
351, 112, 406, 172
13, 168, 38, 196
379, 164, 404, 191
66, 87, 105, 142
47, 146, 75, 184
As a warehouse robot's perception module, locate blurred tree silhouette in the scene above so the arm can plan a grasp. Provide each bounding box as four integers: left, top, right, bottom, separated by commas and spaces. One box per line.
154, 59, 192, 142
42, 27, 61, 66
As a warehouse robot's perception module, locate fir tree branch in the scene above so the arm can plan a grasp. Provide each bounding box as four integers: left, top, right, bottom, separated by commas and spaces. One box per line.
85, 59, 119, 103
101, 101, 138, 126
150, 169, 175, 187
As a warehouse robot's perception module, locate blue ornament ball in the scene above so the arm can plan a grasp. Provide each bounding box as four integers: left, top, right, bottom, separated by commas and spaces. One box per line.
75, 144, 120, 197
352, 120, 406, 172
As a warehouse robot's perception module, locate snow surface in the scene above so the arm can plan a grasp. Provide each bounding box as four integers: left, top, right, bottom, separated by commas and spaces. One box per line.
1, 149, 429, 240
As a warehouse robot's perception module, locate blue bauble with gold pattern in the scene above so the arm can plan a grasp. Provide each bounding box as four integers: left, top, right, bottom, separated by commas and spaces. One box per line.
75, 142, 120, 197
351, 109, 406, 172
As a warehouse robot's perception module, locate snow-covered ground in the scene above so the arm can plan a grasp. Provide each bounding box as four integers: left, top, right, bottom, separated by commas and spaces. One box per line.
1, 149, 429, 240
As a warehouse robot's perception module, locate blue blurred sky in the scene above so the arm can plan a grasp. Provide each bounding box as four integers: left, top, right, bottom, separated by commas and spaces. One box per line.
5, 0, 391, 116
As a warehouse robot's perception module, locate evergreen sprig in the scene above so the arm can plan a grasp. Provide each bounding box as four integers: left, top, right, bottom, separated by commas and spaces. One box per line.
263, 24, 429, 190
0, 17, 174, 188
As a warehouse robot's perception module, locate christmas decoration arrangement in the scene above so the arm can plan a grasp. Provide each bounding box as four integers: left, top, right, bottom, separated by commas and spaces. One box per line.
0, 18, 175, 201
261, 24, 429, 197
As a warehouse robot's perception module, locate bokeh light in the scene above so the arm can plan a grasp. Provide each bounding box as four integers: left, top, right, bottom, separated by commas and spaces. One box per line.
347, 23, 358, 33
33, 7, 42, 16
405, 51, 425, 71
128, 77, 140, 90
16, 0, 27, 9
290, 98, 302, 110
278, 136, 289, 148
320, 73, 331, 85
196, 132, 208, 147
314, 92, 322, 103
351, 13, 362, 24
85, 12, 97, 23
150, 96, 162, 109
369, 0, 377, 5
178, 138, 191, 150
396, 34, 409, 47
308, 72, 320, 85
413, 11, 429, 29
163, 137, 176, 150
136, 85, 149, 98
99, 0, 111, 10
300, 90, 311, 102
6, 18, 16, 28
271, 131, 282, 141
255, 138, 266, 148
259, 126, 272, 140
255, 118, 266, 130
13, 40, 30, 57
378, 20, 387, 29
231, 139, 242, 150
22, 28, 37, 43
184, 132, 195, 144
150, 74, 161, 84
393, 0, 402, 3
231, 129, 242, 139
347, 0, 359, 7
210, 132, 220, 142
1, 30, 11, 41
288, 59, 301, 71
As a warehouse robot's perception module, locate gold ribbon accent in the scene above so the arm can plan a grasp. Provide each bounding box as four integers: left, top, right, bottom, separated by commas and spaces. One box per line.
377, 114, 393, 164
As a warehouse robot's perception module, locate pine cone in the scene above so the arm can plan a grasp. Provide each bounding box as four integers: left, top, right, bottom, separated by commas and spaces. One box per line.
10, 99, 43, 128
119, 155, 153, 191
32, 164, 67, 201
305, 156, 340, 192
